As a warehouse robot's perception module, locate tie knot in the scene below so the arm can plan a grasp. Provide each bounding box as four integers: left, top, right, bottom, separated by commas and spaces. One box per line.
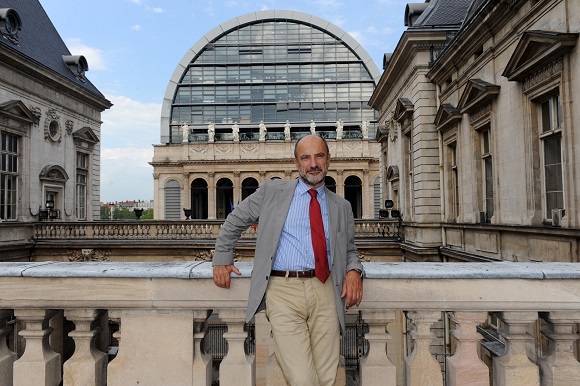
308, 189, 317, 198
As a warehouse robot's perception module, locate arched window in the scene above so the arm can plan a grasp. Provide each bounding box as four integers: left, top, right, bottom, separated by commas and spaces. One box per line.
324, 176, 336, 193
164, 180, 181, 220
344, 175, 362, 219
241, 177, 259, 200
216, 178, 234, 219
190, 178, 208, 219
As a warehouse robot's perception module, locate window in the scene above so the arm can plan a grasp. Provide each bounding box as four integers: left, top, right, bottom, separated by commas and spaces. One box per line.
481, 128, 493, 222
76, 152, 89, 220
450, 145, 459, 219
539, 94, 563, 219
0, 132, 18, 220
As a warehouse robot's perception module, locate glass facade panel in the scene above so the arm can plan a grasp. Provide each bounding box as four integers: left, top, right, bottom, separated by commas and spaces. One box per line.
170, 18, 376, 140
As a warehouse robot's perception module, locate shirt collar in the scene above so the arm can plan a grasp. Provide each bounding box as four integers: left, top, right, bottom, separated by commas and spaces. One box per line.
296, 178, 326, 200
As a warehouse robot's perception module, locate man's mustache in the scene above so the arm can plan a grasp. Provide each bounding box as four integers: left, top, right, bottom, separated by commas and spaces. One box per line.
307, 166, 323, 172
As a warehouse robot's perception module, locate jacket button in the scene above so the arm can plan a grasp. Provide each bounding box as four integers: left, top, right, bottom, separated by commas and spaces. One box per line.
266, 276, 269, 280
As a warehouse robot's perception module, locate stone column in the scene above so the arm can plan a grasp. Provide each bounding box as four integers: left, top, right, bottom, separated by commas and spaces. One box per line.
13, 309, 61, 386
362, 169, 371, 219
193, 310, 212, 386
446, 311, 489, 386
63, 309, 107, 386
233, 171, 241, 208
359, 310, 397, 386
219, 308, 255, 385
337, 169, 344, 197
0, 310, 16, 386
538, 311, 580, 385
405, 310, 443, 386
208, 172, 216, 220
493, 312, 539, 386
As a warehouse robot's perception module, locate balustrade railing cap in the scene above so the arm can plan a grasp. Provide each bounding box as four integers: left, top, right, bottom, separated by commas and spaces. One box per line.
0, 261, 579, 279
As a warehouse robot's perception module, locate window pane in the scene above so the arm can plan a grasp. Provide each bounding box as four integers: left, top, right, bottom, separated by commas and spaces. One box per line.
541, 100, 552, 132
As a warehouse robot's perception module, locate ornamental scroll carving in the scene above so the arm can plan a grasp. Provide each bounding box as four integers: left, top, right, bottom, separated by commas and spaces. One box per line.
189, 144, 208, 154
469, 103, 491, 128
44, 108, 62, 143
215, 144, 233, 154
241, 143, 258, 153
68, 249, 111, 262
29, 105, 41, 126
523, 60, 562, 94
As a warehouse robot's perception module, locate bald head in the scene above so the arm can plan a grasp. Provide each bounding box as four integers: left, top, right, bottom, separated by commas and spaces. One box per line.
293, 135, 331, 189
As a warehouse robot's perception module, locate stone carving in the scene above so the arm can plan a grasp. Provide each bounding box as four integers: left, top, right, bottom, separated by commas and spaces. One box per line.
190, 144, 208, 154
310, 120, 316, 134
232, 122, 239, 141
192, 249, 214, 261
65, 120, 74, 135
44, 108, 61, 143
215, 144, 233, 153
68, 249, 111, 262
259, 120, 267, 141
523, 60, 563, 94
336, 119, 343, 139
284, 120, 291, 140
181, 123, 189, 143
207, 122, 215, 142
29, 105, 41, 126
361, 120, 369, 139
153, 173, 160, 179
241, 143, 258, 153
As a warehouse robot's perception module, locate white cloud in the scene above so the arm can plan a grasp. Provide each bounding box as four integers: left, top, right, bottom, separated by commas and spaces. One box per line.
64, 38, 107, 71
99, 95, 161, 201
131, 24, 142, 31
150, 7, 166, 13
315, 0, 342, 10
260, 5, 269, 11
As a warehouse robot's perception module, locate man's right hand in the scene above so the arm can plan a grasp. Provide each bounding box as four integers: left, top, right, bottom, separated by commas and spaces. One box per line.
213, 264, 241, 289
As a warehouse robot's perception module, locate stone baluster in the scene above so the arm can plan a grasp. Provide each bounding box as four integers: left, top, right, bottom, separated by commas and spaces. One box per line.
63, 309, 107, 386
13, 309, 61, 386
0, 310, 16, 386
446, 312, 489, 386
218, 308, 255, 385
359, 310, 397, 386
193, 310, 212, 386
538, 311, 580, 385
405, 310, 443, 386
493, 311, 539, 386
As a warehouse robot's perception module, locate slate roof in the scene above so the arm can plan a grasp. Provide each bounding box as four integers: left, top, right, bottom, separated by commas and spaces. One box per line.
411, 0, 472, 28
0, 0, 106, 100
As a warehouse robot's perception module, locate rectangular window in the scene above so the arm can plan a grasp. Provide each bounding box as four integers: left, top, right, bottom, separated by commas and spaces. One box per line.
539, 94, 563, 219
481, 129, 493, 222
76, 152, 88, 220
450, 145, 459, 219
1, 132, 18, 220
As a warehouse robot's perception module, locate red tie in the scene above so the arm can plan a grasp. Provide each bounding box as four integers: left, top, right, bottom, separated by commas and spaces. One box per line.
308, 189, 330, 283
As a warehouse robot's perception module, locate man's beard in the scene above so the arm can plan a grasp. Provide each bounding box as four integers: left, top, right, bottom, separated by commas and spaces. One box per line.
299, 166, 327, 187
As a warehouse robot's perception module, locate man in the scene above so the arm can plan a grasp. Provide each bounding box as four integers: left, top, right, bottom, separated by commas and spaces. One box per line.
213, 134, 363, 386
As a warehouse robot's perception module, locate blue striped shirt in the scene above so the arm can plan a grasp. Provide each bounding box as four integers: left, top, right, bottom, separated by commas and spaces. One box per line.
272, 179, 331, 271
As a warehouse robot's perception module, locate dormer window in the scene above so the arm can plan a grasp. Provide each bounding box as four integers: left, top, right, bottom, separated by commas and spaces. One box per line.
0, 8, 22, 44
62, 55, 89, 81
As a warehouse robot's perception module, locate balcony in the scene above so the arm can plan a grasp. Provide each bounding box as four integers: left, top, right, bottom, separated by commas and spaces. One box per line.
1, 261, 579, 385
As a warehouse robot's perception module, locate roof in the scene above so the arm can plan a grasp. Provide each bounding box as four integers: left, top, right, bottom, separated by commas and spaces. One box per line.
0, 0, 107, 100
410, 0, 472, 28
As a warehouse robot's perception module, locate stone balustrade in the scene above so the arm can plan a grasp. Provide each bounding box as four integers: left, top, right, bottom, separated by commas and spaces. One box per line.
0, 261, 579, 385
32, 219, 402, 241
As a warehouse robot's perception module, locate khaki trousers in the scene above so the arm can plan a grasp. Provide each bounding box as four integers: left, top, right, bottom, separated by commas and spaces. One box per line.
266, 276, 340, 386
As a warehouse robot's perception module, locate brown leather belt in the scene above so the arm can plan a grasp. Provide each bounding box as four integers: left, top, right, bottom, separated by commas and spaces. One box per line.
270, 269, 316, 278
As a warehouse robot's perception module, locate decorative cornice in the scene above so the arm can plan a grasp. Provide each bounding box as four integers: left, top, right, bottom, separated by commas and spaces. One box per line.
522, 60, 562, 95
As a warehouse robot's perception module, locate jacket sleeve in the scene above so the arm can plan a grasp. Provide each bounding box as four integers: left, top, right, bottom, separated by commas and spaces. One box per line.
212, 182, 265, 266
344, 202, 363, 274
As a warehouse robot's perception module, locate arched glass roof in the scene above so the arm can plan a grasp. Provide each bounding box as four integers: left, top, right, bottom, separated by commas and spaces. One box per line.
160, 10, 380, 144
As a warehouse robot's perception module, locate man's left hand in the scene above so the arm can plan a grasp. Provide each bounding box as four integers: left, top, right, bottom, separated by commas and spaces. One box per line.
341, 269, 363, 309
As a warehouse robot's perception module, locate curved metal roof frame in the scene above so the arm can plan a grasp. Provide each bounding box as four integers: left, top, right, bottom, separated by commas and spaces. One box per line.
159, 10, 381, 142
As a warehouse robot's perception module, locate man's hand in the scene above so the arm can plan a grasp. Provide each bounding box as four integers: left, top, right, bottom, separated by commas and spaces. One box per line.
213, 264, 241, 289
341, 269, 363, 309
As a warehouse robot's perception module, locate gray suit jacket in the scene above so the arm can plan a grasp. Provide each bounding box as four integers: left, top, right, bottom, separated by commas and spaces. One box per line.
213, 178, 362, 333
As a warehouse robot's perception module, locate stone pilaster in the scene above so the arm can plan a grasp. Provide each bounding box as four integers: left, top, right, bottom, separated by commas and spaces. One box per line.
219, 308, 255, 385
63, 309, 107, 386
0, 310, 16, 386
493, 312, 539, 386
446, 312, 489, 386
359, 310, 397, 386
405, 310, 443, 386
13, 309, 61, 386
538, 311, 580, 386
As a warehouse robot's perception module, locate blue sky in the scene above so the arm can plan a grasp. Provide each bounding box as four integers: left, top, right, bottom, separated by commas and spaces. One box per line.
39, 0, 410, 202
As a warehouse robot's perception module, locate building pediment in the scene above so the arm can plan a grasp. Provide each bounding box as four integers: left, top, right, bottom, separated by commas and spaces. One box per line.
0, 100, 36, 124
375, 125, 389, 143
73, 126, 100, 144
394, 98, 414, 123
458, 79, 500, 115
39, 165, 69, 182
387, 165, 399, 182
502, 30, 578, 82
434, 103, 461, 133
